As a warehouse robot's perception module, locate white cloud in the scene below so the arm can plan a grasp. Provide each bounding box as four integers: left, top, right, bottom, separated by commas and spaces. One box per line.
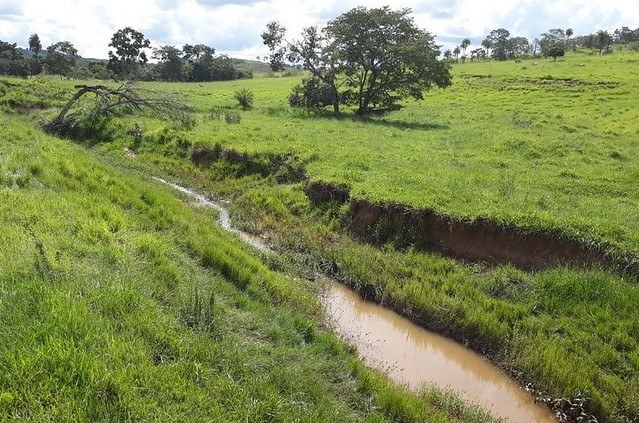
0, 0, 637, 58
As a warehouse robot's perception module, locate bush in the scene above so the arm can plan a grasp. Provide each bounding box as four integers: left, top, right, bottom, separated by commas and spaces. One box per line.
289, 77, 336, 109
224, 110, 241, 124
234, 88, 254, 109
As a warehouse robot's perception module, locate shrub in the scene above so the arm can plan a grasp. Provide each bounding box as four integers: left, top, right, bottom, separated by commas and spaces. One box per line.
289, 77, 336, 109
224, 110, 241, 124
234, 88, 254, 110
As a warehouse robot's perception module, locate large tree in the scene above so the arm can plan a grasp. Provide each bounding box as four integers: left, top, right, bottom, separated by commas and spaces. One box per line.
263, 6, 451, 115
107, 27, 150, 79
485, 28, 511, 60
539, 29, 567, 60
44, 41, 78, 75
153, 45, 185, 81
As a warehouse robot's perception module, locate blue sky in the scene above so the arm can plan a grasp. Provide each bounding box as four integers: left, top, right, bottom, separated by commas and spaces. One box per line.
0, 0, 636, 59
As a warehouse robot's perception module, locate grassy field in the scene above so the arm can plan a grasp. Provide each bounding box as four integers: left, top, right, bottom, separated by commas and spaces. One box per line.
2, 48, 639, 422
149, 49, 638, 256
0, 113, 498, 422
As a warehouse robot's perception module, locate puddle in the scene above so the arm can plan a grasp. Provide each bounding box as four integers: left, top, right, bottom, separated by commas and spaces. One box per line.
322, 282, 557, 423
154, 177, 557, 423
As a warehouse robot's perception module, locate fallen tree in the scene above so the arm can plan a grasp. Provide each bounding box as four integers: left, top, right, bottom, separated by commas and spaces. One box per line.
44, 83, 194, 136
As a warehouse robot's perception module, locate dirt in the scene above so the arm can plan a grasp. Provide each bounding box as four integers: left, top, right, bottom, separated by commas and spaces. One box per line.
346, 199, 638, 276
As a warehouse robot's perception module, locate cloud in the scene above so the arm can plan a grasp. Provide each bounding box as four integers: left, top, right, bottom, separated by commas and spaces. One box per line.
0, 0, 637, 59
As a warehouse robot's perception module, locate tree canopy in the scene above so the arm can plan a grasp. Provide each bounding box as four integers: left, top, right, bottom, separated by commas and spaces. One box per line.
263, 6, 451, 114
107, 27, 151, 79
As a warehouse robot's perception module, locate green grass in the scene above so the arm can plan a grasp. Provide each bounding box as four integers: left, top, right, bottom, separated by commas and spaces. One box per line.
0, 113, 498, 422
137, 50, 638, 256
3, 48, 639, 422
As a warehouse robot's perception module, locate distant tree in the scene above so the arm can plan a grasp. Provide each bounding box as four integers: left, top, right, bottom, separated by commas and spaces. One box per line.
107, 27, 150, 79
453, 45, 461, 60
539, 29, 567, 60
470, 48, 485, 61
153, 45, 185, 81
0, 40, 22, 60
565, 28, 574, 38
0, 40, 30, 77
460, 38, 471, 56
594, 30, 613, 54
28, 34, 42, 60
481, 38, 492, 57
532, 38, 540, 56
443, 49, 453, 61
44, 41, 78, 75
510, 36, 531, 55
613, 26, 639, 43
182, 44, 214, 64
486, 28, 512, 60
263, 6, 452, 114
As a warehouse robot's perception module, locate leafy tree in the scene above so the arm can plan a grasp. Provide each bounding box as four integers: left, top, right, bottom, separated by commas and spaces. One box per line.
539, 29, 567, 60
263, 6, 451, 115
510, 36, 531, 55
0, 40, 30, 77
443, 49, 452, 61
594, 30, 613, 54
182, 44, 214, 64
486, 28, 511, 60
481, 38, 492, 56
460, 38, 471, 56
0, 40, 22, 60
153, 45, 185, 81
44, 41, 78, 75
453, 46, 461, 60
28, 34, 42, 59
107, 27, 150, 79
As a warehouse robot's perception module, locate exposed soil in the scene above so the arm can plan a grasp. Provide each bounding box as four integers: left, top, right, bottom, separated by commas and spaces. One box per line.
345, 198, 638, 277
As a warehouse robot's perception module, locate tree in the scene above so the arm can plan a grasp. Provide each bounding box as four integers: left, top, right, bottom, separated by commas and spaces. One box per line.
263, 6, 451, 115
153, 45, 185, 81
182, 44, 214, 64
107, 27, 150, 79
486, 28, 511, 60
481, 38, 492, 57
443, 49, 452, 61
510, 36, 531, 55
539, 29, 567, 60
44, 41, 78, 75
594, 30, 613, 54
460, 38, 471, 56
0, 40, 22, 60
28, 34, 42, 60
453, 46, 461, 60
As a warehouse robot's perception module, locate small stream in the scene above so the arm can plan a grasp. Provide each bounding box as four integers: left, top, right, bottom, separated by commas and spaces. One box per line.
155, 177, 557, 423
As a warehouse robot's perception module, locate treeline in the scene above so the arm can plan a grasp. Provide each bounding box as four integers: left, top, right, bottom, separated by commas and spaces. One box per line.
445, 25, 639, 62
0, 27, 252, 81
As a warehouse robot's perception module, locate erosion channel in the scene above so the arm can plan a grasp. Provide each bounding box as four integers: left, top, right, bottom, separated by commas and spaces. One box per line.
154, 177, 557, 423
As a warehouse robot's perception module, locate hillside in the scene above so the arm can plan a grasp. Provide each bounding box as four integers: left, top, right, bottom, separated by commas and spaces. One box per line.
2, 48, 639, 422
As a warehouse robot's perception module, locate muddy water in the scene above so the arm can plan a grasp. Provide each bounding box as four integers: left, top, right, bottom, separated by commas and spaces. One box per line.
322, 282, 557, 423
155, 177, 556, 423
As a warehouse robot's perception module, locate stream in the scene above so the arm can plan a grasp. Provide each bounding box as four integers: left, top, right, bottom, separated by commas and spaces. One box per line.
155, 177, 557, 423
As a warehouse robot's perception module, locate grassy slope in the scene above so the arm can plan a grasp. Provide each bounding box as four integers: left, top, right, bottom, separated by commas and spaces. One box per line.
153, 50, 639, 255
0, 114, 496, 422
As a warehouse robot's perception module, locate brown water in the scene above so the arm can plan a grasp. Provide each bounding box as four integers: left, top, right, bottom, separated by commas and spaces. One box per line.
155, 177, 557, 423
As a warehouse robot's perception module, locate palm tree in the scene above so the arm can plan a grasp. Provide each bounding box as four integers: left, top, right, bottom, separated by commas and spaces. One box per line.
460, 38, 471, 57
481, 38, 492, 57
28, 34, 42, 60
453, 46, 461, 61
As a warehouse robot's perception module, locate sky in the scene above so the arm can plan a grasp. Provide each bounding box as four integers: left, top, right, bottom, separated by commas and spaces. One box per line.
0, 0, 637, 59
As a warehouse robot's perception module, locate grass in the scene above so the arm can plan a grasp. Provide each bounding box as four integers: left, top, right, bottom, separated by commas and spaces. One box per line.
9, 49, 637, 255
0, 113, 498, 422
2, 48, 639, 422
